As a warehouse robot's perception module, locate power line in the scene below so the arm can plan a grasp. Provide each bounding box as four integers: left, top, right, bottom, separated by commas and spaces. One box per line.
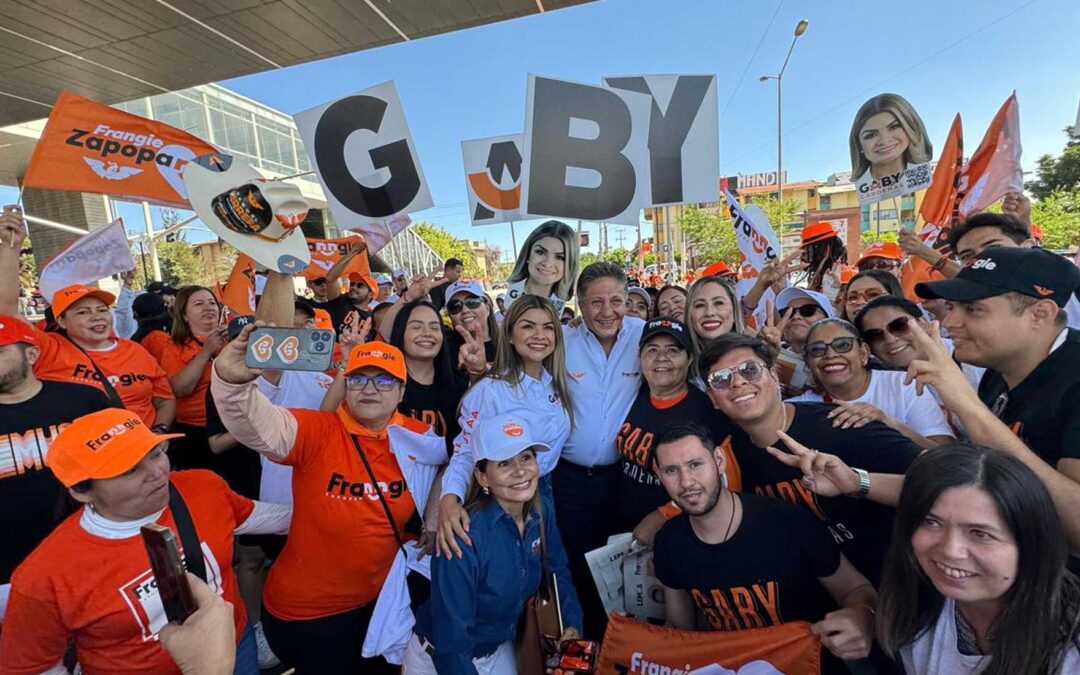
719, 0, 785, 119
723, 0, 1038, 169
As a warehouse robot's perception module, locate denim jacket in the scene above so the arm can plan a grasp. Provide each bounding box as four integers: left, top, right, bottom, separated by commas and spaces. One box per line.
414, 497, 583, 675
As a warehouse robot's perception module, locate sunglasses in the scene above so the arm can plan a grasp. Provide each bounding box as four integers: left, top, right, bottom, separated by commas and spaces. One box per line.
861, 317, 912, 344
859, 258, 901, 271
805, 337, 859, 359
707, 359, 766, 391
845, 289, 885, 304
781, 304, 824, 319
447, 297, 484, 315
311, 278, 328, 285
344, 374, 399, 392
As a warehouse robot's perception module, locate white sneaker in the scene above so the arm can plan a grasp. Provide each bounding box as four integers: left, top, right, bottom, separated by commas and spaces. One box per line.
254, 621, 281, 669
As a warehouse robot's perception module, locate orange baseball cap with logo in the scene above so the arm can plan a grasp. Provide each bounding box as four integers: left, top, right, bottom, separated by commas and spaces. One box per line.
0, 314, 36, 346
343, 343, 407, 381
46, 408, 183, 487
51, 284, 116, 316
801, 222, 839, 247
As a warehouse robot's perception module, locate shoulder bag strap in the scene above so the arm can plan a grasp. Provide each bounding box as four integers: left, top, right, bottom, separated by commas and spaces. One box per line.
168, 482, 207, 582
349, 435, 408, 557
62, 334, 125, 408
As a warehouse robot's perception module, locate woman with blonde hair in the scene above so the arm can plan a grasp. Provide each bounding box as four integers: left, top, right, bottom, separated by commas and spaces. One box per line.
684, 276, 745, 368
849, 93, 933, 184
505, 220, 580, 313
436, 294, 574, 558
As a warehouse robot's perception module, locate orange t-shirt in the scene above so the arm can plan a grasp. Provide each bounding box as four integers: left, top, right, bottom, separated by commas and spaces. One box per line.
158, 338, 211, 427
139, 330, 172, 362
32, 333, 174, 426
262, 408, 427, 621
0, 471, 253, 675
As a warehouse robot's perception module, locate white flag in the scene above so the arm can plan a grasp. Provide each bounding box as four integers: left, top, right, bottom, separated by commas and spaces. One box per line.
723, 189, 780, 278
40, 218, 136, 303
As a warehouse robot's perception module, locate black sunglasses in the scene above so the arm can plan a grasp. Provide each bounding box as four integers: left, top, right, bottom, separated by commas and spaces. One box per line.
861, 317, 912, 344
781, 304, 824, 319
805, 337, 859, 359
447, 297, 484, 315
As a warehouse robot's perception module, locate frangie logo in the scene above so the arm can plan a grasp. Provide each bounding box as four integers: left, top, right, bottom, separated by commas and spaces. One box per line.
502, 422, 524, 437
85, 418, 142, 452
66, 125, 190, 174
326, 472, 405, 501
967, 258, 997, 271
1034, 285, 1055, 297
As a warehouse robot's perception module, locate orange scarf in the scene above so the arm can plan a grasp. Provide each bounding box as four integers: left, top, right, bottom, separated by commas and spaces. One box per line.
335, 403, 406, 440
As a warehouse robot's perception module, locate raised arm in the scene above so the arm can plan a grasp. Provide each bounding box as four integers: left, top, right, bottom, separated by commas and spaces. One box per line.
0, 205, 28, 316
323, 238, 366, 301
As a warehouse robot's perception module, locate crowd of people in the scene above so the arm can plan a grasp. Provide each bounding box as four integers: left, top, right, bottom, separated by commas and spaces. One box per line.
0, 200, 1078, 675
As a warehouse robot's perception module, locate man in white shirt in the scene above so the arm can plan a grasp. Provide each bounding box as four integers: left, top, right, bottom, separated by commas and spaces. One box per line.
555, 262, 644, 638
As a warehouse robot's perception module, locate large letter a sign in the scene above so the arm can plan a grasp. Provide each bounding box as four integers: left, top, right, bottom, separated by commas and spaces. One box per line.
294, 81, 433, 232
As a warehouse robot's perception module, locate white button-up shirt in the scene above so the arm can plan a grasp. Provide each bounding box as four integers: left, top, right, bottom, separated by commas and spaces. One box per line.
561, 316, 644, 467
441, 369, 571, 500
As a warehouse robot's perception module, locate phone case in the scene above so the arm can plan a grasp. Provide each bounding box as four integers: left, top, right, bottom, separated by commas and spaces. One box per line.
244, 327, 335, 372
140, 524, 197, 625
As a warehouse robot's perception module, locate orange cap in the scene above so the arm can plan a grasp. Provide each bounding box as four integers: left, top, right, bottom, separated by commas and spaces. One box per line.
51, 284, 116, 316
858, 241, 903, 263
46, 408, 183, 487
801, 222, 839, 247
839, 265, 858, 284
347, 273, 379, 297
701, 260, 735, 277
343, 343, 407, 380
312, 308, 333, 331
1031, 223, 1044, 240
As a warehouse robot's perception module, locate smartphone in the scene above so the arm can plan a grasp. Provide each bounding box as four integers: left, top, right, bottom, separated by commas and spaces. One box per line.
244, 326, 335, 371
140, 524, 197, 624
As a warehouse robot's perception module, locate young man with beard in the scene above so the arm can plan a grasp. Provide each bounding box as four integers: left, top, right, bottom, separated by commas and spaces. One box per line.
652, 421, 875, 673
699, 333, 920, 584
309, 239, 375, 335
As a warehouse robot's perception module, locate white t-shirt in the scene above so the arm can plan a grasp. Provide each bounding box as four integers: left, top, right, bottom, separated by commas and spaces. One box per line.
901, 597, 1080, 674
789, 369, 954, 439
255, 369, 335, 504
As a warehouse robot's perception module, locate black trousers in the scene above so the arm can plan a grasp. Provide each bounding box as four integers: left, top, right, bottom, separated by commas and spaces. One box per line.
261, 602, 398, 674
551, 459, 621, 641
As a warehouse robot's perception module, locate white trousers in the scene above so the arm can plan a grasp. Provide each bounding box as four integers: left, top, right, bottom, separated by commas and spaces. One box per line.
401, 633, 516, 675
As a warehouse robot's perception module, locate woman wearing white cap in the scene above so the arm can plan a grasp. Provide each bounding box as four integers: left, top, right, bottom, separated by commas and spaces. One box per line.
403, 412, 583, 674
443, 279, 499, 374
437, 295, 573, 559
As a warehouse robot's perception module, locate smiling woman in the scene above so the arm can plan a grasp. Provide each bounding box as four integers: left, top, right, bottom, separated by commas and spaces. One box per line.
505, 220, 580, 314
848, 93, 932, 183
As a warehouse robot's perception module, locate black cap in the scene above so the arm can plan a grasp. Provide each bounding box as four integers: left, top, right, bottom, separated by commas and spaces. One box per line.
132, 292, 168, 320
146, 281, 178, 296
227, 314, 256, 341
916, 246, 1080, 308
294, 298, 316, 319
640, 318, 693, 352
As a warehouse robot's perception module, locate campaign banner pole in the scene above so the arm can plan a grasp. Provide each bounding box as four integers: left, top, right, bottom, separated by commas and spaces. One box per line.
510, 220, 518, 259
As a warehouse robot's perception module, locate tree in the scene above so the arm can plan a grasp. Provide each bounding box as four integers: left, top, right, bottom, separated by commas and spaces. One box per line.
130, 232, 205, 287
860, 230, 899, 247
1031, 189, 1080, 251
1027, 129, 1080, 201
750, 194, 803, 240
678, 204, 740, 270
412, 222, 480, 276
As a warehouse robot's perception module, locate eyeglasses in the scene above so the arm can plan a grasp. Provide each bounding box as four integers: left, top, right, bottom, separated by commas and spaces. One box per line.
861, 317, 912, 344
707, 360, 766, 391
805, 337, 859, 359
845, 289, 886, 304
344, 374, 399, 392
447, 297, 484, 315
781, 304, 823, 319
859, 258, 900, 271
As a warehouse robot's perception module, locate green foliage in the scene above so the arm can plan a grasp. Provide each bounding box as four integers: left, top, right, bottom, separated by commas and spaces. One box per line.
860, 230, 899, 246
678, 204, 740, 270
412, 222, 479, 276
1027, 130, 1080, 201
1031, 189, 1080, 250
130, 234, 206, 288
751, 194, 802, 233
581, 247, 633, 269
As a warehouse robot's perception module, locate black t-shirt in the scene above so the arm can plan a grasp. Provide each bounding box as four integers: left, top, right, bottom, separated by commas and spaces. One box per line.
311, 295, 370, 337
399, 374, 468, 456
428, 283, 448, 312
978, 329, 1080, 469
0, 380, 109, 583
204, 388, 261, 499
615, 386, 732, 532
730, 402, 919, 584
444, 330, 496, 371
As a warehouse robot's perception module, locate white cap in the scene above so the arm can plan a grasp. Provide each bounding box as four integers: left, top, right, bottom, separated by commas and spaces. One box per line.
474, 413, 551, 463
393, 268, 407, 279
774, 287, 836, 318
446, 280, 485, 300
375, 273, 392, 285
628, 286, 652, 309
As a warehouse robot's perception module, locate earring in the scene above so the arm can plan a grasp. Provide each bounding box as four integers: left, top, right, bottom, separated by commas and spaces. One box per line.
482, 486, 490, 495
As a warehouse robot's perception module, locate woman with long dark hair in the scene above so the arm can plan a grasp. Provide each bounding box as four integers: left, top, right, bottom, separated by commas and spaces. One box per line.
877, 444, 1080, 674
841, 269, 903, 322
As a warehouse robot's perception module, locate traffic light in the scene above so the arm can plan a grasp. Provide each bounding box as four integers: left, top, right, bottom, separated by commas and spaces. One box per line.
579, 232, 590, 247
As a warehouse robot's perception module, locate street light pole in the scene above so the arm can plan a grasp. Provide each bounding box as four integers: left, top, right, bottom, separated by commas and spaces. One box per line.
760, 18, 808, 258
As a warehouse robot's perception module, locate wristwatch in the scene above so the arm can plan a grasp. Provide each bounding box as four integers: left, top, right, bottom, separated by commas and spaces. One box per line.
851, 468, 871, 499
152, 424, 171, 434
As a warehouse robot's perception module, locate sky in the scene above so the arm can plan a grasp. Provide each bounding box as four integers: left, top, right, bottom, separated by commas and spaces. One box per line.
7, 0, 1080, 263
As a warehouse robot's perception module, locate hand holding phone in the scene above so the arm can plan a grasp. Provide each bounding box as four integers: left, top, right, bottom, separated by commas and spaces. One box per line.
244, 326, 335, 371
141, 524, 197, 624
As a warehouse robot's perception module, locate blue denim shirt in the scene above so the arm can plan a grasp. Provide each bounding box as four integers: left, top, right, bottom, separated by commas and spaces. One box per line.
414, 496, 583, 675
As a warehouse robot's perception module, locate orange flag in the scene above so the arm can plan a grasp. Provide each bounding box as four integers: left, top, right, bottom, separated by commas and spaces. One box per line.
217, 254, 257, 315
23, 91, 217, 207
958, 92, 1023, 218
598, 613, 820, 675
303, 238, 371, 281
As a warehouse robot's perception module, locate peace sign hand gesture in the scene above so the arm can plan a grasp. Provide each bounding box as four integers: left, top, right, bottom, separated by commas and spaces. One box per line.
405, 271, 449, 303
765, 429, 859, 498
339, 316, 371, 360
758, 298, 791, 349
903, 319, 981, 411
455, 325, 486, 376
759, 250, 808, 287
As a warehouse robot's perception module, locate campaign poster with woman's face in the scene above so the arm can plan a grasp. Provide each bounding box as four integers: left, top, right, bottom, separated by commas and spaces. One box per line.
849, 93, 934, 205
505, 220, 580, 314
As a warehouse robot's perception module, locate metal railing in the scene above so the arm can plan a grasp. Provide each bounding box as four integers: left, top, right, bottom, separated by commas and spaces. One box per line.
373, 225, 444, 276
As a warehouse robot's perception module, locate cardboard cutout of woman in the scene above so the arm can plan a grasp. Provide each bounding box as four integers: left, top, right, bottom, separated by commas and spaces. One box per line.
849, 94, 934, 204
505, 220, 580, 315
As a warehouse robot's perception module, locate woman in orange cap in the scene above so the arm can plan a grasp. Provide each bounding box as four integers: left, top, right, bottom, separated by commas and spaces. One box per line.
211, 331, 446, 673
801, 223, 848, 297
856, 241, 903, 276
0, 408, 291, 674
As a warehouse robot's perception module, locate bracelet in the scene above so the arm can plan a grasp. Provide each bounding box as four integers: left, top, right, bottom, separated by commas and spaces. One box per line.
931, 254, 950, 272
851, 468, 871, 499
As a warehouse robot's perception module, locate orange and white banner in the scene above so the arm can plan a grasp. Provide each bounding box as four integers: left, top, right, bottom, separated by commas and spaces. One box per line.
597, 613, 820, 675
23, 91, 216, 207
303, 238, 372, 282
958, 92, 1022, 218
39, 218, 135, 303
217, 254, 257, 315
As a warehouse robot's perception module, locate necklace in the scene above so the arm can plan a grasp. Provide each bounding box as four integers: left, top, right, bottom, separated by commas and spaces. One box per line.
721, 491, 737, 542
